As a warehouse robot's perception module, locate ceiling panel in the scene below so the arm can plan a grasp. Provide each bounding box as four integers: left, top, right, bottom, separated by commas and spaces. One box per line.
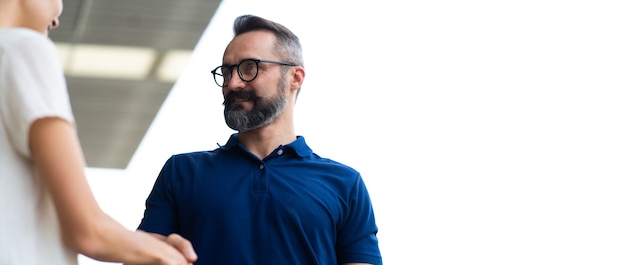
49, 0, 222, 169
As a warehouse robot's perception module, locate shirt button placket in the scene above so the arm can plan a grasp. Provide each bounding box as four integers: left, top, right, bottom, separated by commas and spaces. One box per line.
254, 162, 267, 193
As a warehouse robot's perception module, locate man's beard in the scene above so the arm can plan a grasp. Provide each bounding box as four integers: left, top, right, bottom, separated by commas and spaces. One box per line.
223, 82, 288, 132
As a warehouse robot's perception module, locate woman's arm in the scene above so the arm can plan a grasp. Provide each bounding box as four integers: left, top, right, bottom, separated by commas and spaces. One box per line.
29, 117, 197, 264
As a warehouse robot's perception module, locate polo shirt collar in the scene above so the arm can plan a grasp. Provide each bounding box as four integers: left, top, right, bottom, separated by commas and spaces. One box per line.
220, 133, 313, 158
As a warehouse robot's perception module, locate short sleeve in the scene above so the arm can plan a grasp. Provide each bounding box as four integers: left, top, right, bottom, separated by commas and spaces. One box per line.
336, 175, 383, 264
137, 156, 179, 236
0, 29, 74, 158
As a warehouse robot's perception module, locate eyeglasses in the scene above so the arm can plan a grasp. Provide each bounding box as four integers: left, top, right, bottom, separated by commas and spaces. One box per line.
211, 59, 297, 87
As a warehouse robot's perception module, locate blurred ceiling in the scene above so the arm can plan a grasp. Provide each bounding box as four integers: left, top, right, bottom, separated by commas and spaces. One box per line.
49, 0, 222, 169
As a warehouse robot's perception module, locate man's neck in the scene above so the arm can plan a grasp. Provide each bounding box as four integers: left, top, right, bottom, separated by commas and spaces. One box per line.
237, 123, 296, 160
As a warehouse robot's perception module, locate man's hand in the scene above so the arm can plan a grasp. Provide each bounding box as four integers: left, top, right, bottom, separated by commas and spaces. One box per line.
164, 233, 197, 263
142, 232, 197, 264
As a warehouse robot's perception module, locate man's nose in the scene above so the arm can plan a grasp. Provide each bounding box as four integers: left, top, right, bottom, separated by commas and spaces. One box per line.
226, 72, 247, 90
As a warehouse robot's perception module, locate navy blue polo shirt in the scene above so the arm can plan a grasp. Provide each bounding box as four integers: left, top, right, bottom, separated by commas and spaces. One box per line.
138, 134, 382, 265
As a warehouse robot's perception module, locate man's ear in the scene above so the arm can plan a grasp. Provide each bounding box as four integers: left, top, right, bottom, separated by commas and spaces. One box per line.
289, 66, 305, 91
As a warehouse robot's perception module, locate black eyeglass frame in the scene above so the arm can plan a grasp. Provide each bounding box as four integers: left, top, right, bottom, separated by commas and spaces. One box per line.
210, 58, 297, 88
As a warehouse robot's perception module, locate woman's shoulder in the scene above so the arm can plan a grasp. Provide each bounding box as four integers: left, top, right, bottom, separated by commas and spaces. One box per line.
0, 28, 53, 52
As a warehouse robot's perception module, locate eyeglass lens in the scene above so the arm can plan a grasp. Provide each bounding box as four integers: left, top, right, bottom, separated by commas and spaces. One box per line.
213, 59, 258, 87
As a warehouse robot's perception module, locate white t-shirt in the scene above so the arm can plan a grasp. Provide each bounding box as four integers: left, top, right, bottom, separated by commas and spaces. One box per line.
0, 28, 78, 265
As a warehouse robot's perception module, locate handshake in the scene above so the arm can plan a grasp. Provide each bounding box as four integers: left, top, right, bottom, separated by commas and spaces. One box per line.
120, 231, 197, 265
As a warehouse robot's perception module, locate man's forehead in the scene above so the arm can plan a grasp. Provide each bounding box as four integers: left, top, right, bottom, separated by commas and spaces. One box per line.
223, 31, 277, 63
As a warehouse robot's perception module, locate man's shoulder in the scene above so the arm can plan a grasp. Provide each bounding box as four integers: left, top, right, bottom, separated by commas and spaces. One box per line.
171, 148, 222, 160
308, 153, 361, 176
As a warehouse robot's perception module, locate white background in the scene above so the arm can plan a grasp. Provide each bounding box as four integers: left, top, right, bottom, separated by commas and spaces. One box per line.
81, 0, 626, 264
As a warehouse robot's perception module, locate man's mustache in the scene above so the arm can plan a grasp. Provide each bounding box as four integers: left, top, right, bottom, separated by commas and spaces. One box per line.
223, 90, 261, 106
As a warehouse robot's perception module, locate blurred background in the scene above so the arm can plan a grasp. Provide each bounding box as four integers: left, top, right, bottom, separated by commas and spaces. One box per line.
49, 0, 221, 169
49, 0, 626, 264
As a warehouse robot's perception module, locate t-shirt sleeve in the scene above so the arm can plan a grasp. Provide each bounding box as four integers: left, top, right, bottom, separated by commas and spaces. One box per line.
0, 31, 74, 159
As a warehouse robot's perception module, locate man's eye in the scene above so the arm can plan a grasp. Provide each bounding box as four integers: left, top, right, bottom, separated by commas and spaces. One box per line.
241, 62, 256, 74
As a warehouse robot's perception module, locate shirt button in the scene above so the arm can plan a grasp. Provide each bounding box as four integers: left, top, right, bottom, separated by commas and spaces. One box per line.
259, 164, 265, 170
277, 149, 284, 155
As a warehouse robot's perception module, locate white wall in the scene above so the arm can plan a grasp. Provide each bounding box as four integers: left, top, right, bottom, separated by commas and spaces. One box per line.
83, 0, 626, 264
